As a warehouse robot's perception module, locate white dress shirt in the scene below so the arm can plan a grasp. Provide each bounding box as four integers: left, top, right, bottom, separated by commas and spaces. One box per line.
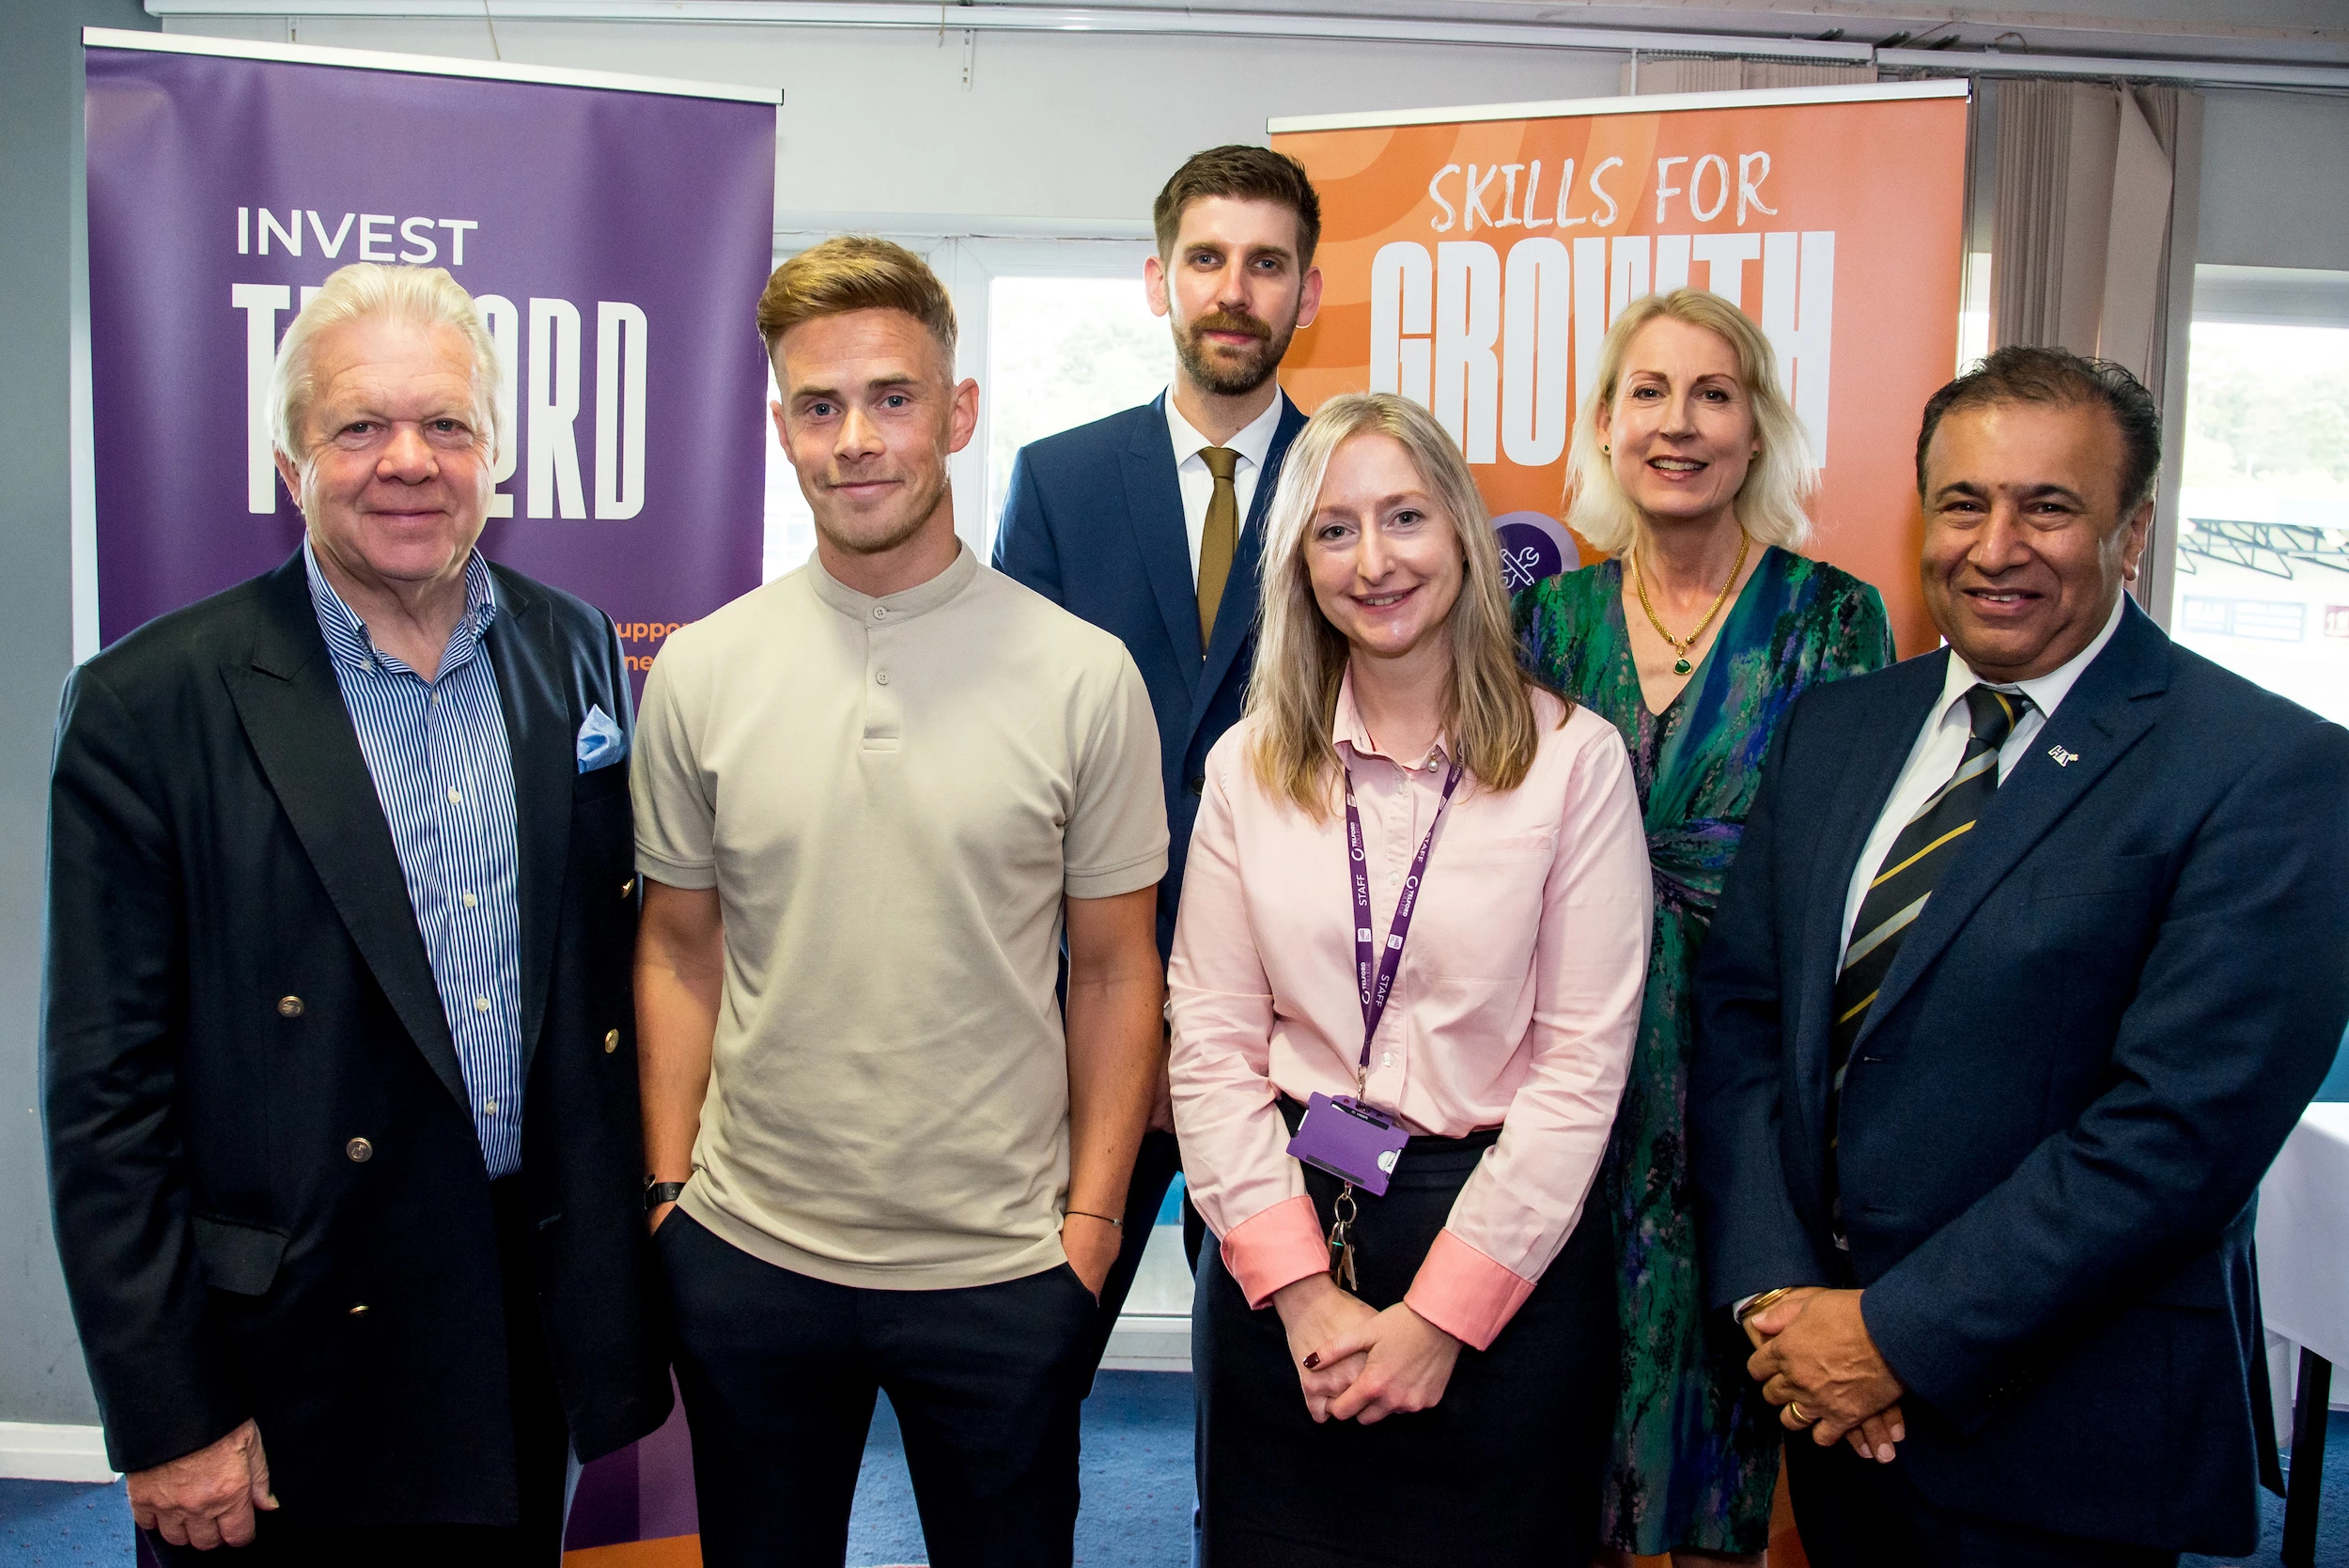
1839, 593, 2130, 956
1165, 391, 1284, 583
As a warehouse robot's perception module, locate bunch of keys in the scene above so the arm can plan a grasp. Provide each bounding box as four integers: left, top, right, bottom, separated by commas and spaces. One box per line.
1326, 1184, 1360, 1292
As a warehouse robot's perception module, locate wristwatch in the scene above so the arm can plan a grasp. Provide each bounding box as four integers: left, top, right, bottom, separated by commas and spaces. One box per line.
643, 1177, 688, 1213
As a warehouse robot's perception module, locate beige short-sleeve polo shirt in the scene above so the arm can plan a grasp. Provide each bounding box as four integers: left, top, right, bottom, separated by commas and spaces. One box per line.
631, 544, 1168, 1290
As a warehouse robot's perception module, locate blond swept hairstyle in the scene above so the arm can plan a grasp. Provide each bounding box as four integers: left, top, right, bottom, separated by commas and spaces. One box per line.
757, 235, 957, 365
1249, 393, 1565, 818
270, 262, 504, 463
1565, 287, 1815, 556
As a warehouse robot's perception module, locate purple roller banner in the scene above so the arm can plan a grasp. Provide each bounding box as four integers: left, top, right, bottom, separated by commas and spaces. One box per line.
84, 39, 775, 690
90, 38, 770, 1560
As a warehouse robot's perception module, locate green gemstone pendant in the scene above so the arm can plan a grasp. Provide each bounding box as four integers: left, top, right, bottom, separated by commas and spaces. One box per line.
1672, 657, 1692, 675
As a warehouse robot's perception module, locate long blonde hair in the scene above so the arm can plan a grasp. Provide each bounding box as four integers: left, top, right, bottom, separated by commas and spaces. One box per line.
1565, 287, 1816, 556
1249, 393, 1563, 818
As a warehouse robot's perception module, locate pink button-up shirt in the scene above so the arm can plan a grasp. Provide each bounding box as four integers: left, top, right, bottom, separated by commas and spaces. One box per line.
1169, 678, 1650, 1350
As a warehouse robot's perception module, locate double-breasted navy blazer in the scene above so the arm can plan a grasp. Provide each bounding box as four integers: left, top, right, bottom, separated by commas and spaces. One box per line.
993, 391, 1307, 957
42, 551, 671, 1522
1690, 598, 2349, 1553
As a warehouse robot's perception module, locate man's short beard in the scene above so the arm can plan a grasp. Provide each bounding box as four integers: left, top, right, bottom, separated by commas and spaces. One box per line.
1174, 309, 1298, 398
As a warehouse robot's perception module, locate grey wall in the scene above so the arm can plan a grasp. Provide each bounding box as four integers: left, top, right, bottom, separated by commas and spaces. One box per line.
2200, 88, 2349, 272
0, 0, 158, 1429
163, 15, 1627, 227
167, 18, 2349, 269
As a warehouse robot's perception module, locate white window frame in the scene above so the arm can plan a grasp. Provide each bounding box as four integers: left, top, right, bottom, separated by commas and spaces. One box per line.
938, 235, 1166, 561
2168, 264, 2349, 613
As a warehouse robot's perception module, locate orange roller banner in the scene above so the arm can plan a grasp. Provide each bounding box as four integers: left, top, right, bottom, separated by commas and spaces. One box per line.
1269, 81, 1970, 658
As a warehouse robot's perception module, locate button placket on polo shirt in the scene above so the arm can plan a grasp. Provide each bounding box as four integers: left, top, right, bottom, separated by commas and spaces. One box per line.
863, 599, 904, 750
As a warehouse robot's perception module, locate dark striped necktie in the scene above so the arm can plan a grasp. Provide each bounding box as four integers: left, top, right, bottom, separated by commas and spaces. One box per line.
1826, 684, 2029, 1223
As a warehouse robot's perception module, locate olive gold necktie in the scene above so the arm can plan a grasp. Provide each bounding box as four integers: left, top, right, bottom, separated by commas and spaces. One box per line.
1196, 446, 1239, 654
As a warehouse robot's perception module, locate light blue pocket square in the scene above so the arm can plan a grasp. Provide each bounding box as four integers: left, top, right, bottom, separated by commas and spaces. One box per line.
577, 705, 626, 773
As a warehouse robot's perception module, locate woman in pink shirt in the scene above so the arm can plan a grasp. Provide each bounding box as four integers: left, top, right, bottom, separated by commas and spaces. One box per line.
1169, 392, 1652, 1566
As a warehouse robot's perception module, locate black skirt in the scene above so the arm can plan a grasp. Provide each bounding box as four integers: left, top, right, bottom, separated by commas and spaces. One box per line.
1194, 1100, 1616, 1568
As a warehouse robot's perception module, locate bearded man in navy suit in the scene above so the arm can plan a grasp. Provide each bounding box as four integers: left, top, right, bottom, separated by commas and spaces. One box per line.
992, 146, 1322, 1362
1689, 345, 2349, 1565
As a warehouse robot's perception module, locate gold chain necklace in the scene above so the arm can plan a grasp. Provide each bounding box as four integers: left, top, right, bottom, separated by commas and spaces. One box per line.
1632, 531, 1750, 677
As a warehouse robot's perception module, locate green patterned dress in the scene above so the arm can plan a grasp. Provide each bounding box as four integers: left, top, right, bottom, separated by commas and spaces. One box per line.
1515, 546, 1891, 1556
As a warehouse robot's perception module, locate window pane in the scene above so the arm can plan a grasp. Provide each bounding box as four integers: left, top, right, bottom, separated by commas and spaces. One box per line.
2173, 319, 2349, 726
984, 275, 1177, 541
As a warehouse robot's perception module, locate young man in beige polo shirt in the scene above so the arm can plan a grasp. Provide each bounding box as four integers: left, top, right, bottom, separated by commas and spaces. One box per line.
630, 237, 1168, 1568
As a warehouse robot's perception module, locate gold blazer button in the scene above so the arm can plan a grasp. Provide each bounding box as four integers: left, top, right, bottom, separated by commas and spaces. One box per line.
277, 996, 304, 1017
604, 1029, 620, 1053
345, 1137, 374, 1163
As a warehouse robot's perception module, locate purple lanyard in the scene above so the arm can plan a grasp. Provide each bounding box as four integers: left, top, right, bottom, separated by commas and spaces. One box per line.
1343, 755, 1465, 1082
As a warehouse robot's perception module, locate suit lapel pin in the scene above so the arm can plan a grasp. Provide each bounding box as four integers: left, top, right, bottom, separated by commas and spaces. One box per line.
2047, 743, 2079, 768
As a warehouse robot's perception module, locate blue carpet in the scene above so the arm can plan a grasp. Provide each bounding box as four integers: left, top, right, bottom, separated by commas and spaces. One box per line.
0, 1480, 126, 1565
7, 1387, 2341, 1565
845, 1370, 1194, 1567
0, 1374, 1198, 1566
2185, 1408, 2349, 1568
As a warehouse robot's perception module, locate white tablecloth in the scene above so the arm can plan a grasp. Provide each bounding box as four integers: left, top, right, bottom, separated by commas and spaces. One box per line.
2258, 1103, 2349, 1369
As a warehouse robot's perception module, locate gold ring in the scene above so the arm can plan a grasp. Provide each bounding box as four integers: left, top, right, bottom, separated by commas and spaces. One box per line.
1788, 1401, 1815, 1425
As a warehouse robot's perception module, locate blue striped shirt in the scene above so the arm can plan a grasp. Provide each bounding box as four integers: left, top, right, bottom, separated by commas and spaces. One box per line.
305, 542, 524, 1177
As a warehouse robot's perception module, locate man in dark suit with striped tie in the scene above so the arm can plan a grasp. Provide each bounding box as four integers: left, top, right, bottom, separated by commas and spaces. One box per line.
1689, 345, 2349, 1566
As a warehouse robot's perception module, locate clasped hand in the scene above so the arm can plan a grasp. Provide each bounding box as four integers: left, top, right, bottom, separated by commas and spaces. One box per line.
1743, 1286, 1906, 1463
1272, 1273, 1462, 1425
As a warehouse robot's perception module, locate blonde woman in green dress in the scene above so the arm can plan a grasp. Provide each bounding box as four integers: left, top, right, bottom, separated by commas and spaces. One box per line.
1514, 290, 1893, 1563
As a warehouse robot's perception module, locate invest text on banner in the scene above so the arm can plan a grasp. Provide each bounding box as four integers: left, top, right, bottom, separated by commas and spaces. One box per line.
83, 32, 778, 685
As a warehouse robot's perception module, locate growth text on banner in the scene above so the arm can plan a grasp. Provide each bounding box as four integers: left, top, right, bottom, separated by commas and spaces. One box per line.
1271, 85, 1968, 655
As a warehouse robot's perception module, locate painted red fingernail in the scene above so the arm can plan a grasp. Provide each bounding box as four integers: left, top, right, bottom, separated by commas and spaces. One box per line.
1303, 1352, 1321, 1369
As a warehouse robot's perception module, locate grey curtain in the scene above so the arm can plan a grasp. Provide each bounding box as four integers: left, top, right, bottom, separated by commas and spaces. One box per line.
1989, 79, 2203, 620
1621, 58, 1878, 94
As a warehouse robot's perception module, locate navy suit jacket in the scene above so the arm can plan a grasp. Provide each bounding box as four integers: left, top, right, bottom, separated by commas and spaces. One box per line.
43, 552, 670, 1515
1690, 599, 2349, 1554
993, 391, 1308, 956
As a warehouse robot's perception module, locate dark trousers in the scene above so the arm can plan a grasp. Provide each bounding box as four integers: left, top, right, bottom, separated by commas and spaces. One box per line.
658, 1206, 1098, 1568
1194, 1110, 1615, 1568
142, 1176, 572, 1568
1786, 1431, 2182, 1568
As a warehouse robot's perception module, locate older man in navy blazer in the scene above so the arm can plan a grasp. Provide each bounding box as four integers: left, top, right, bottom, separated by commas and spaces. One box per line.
45, 264, 667, 1564
1690, 346, 2349, 1565
993, 146, 1320, 1357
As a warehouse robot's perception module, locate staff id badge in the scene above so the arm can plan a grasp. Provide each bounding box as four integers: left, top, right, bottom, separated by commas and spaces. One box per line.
1287, 1093, 1410, 1197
